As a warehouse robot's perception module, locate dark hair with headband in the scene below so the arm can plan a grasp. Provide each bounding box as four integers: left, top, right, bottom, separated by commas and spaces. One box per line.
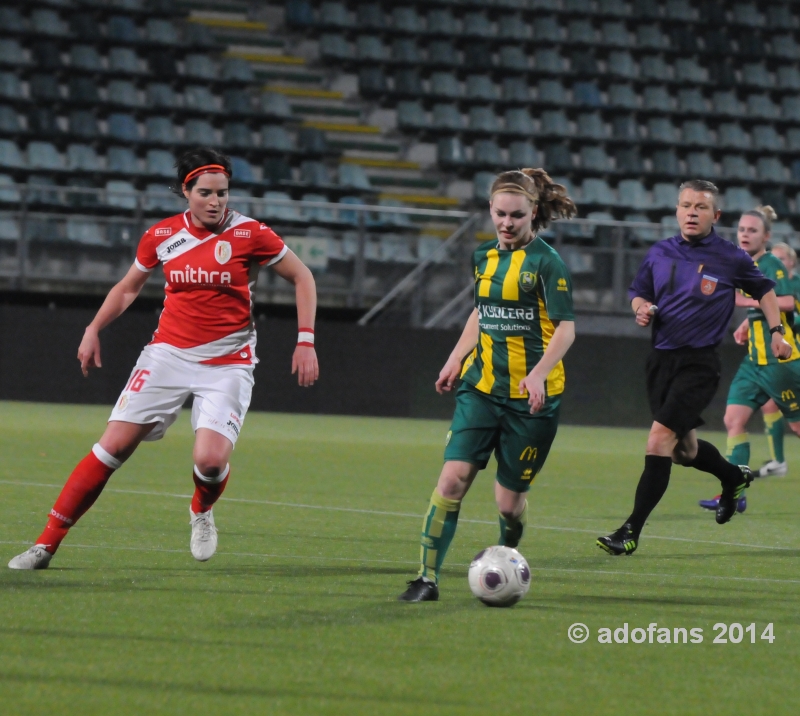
742, 205, 777, 234
490, 169, 577, 233
171, 147, 232, 196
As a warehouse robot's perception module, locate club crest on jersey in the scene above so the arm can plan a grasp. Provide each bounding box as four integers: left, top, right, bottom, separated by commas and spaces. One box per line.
215, 240, 232, 265
155, 228, 172, 237
519, 271, 536, 292
701, 274, 718, 295
233, 229, 251, 238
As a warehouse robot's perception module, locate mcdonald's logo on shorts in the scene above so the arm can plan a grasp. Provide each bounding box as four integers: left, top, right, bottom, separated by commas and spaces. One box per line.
520, 446, 537, 462
781, 389, 796, 401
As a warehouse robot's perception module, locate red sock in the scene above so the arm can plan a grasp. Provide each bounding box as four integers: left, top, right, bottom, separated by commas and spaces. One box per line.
36, 447, 119, 554
191, 465, 229, 514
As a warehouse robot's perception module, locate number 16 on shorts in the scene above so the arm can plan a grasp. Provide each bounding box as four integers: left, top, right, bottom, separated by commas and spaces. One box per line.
714, 623, 774, 644
125, 369, 151, 393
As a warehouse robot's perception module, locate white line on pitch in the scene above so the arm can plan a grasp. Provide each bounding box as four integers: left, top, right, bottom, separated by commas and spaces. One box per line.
1, 479, 798, 552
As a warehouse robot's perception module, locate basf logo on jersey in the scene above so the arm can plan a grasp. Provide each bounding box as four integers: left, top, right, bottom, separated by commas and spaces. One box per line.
155, 228, 173, 237
233, 229, 251, 238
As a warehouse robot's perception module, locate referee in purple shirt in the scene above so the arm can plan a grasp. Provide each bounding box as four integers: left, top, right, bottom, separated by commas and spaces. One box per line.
597, 180, 792, 556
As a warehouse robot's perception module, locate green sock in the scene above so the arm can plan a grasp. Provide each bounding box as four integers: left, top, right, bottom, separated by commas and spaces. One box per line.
764, 412, 785, 463
727, 433, 750, 469
499, 500, 528, 549
418, 491, 461, 583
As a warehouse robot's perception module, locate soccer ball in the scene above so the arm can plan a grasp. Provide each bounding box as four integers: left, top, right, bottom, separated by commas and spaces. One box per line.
468, 546, 531, 607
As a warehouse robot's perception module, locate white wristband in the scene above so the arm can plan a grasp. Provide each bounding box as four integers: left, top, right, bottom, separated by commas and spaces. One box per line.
298, 329, 314, 346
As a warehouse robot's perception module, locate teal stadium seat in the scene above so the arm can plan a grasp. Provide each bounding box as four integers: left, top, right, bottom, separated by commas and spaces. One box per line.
261, 125, 294, 152
356, 35, 388, 62
721, 154, 752, 180
752, 125, 783, 151
109, 48, 142, 74
145, 117, 177, 144
107, 146, 139, 174
29, 142, 64, 171
146, 19, 179, 45
221, 58, 254, 82
261, 92, 292, 119
640, 55, 670, 81
108, 114, 140, 142
338, 163, 372, 190
0, 39, 27, 66
392, 7, 422, 33
185, 54, 218, 80
577, 112, 607, 139
105, 180, 138, 210
463, 12, 493, 38
397, 101, 429, 130
685, 152, 717, 178
109, 80, 141, 107
185, 119, 216, 146
468, 107, 499, 133
498, 46, 528, 71
0, 140, 23, 168
67, 144, 100, 171
498, 14, 530, 41
223, 122, 254, 149
682, 120, 712, 146
508, 141, 539, 167
432, 103, 463, 131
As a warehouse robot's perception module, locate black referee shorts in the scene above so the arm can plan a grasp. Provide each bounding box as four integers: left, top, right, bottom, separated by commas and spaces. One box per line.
645, 347, 721, 438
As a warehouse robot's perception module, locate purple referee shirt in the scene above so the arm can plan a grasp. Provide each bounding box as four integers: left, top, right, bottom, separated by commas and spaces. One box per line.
628, 230, 776, 350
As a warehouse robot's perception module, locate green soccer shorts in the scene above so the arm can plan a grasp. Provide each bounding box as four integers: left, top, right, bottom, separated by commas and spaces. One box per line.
727, 357, 800, 422
443, 382, 560, 493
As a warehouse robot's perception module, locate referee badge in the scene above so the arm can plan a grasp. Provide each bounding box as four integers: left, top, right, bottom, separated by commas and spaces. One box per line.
700, 274, 718, 295
519, 271, 536, 292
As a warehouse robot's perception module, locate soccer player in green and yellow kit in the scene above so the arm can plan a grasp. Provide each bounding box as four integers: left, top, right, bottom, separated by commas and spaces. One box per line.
398, 169, 577, 602
699, 208, 800, 510
752, 242, 800, 478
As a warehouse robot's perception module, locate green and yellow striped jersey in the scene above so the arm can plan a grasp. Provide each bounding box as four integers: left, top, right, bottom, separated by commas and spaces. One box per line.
460, 237, 574, 399
746, 252, 800, 365
790, 273, 800, 315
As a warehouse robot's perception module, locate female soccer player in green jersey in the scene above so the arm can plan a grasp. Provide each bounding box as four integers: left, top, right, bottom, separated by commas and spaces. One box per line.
399, 169, 577, 602
699, 207, 800, 511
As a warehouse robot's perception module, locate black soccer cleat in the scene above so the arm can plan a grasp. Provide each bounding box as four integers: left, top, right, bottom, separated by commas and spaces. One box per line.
596, 523, 638, 556
398, 577, 439, 602
716, 466, 753, 525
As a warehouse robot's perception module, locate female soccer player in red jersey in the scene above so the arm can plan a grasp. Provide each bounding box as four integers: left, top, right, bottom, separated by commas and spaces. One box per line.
9, 148, 318, 569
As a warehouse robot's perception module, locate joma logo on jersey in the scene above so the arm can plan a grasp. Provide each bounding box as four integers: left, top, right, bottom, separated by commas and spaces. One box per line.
155, 228, 172, 237
164, 237, 187, 254
233, 229, 251, 238
169, 265, 232, 284
781, 389, 796, 401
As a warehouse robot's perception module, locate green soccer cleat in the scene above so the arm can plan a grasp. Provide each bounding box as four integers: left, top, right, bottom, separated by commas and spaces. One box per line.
596, 523, 638, 556
716, 466, 753, 525
398, 577, 439, 602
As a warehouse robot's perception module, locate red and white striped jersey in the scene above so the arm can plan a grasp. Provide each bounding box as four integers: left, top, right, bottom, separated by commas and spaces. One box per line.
135, 209, 287, 365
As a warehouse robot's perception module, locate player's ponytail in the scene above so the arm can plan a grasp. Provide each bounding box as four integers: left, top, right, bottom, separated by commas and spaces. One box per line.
490, 169, 577, 234
743, 205, 777, 234
171, 148, 233, 196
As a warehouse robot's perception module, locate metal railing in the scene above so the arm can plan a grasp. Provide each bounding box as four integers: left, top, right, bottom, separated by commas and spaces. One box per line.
358, 216, 800, 328
0, 183, 472, 308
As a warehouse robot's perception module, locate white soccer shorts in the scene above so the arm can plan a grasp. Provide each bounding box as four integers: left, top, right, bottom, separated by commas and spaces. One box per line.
108, 344, 254, 445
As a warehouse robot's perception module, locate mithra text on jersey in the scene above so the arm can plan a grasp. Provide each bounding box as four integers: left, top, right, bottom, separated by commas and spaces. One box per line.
169, 267, 232, 284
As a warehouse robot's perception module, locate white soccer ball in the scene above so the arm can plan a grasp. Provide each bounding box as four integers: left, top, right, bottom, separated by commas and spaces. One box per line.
468, 546, 531, 607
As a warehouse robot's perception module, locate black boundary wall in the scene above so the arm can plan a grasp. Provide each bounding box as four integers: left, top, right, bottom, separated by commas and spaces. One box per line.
0, 305, 745, 430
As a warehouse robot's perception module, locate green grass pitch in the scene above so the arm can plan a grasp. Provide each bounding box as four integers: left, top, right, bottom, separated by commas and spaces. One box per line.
1, 401, 798, 716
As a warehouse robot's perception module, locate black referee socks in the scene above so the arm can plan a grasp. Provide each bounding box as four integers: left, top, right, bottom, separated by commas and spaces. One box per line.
689, 439, 743, 487
627, 454, 672, 537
